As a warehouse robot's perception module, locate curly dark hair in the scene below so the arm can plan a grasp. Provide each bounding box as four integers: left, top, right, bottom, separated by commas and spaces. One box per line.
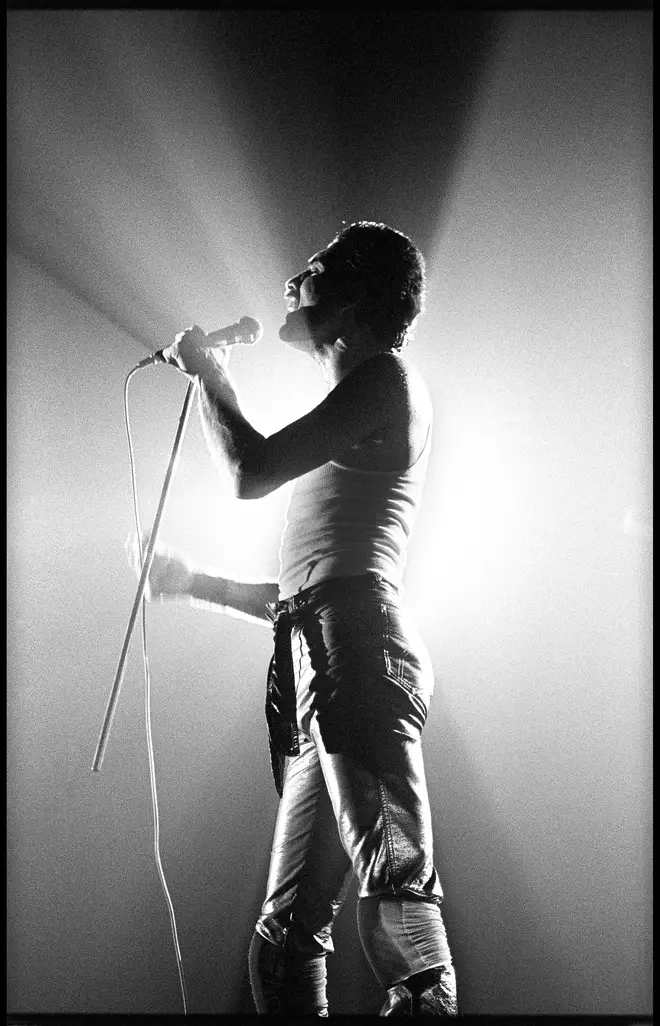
329, 221, 427, 351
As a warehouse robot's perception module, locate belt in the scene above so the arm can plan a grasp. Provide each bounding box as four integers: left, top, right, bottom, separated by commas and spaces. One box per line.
266, 571, 397, 621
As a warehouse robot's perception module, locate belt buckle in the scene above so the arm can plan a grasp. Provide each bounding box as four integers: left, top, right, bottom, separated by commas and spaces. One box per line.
266, 601, 285, 623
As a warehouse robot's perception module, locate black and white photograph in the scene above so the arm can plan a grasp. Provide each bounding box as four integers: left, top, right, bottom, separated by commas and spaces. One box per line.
7, 8, 652, 1021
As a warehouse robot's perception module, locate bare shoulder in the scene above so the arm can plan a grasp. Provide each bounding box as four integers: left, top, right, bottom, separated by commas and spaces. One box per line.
394, 352, 432, 415
392, 353, 433, 461
371, 351, 432, 427
355, 350, 431, 408
338, 351, 433, 471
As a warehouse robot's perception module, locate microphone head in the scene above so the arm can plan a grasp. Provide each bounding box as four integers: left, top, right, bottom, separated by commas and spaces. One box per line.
238, 316, 263, 345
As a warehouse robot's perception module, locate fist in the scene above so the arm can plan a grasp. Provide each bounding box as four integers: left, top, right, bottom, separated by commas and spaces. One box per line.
162, 325, 230, 378
125, 531, 194, 602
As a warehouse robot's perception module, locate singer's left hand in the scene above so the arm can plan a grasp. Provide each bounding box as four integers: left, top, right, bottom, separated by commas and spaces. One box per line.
162, 324, 231, 379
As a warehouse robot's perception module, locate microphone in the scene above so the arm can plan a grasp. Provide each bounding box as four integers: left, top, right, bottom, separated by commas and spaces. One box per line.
137, 316, 263, 369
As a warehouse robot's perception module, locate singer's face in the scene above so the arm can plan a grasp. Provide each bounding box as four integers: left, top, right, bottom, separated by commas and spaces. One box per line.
278, 246, 350, 348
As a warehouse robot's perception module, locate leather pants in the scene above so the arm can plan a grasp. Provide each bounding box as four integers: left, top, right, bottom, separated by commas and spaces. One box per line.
256, 575, 443, 958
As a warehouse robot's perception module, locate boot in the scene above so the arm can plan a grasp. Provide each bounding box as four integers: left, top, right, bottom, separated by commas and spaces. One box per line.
248, 931, 329, 1016
248, 932, 287, 1014
380, 964, 458, 1016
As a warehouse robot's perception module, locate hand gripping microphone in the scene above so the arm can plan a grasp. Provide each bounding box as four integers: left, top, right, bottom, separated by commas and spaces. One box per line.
136, 316, 263, 369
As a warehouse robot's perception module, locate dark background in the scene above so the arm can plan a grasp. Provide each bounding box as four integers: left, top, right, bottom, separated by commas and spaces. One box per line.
7, 9, 652, 1017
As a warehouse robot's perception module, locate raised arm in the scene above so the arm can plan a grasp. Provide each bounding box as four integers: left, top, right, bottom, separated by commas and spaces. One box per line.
167, 330, 408, 500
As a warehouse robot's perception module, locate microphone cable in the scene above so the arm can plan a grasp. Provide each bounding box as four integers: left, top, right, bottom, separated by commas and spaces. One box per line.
123, 365, 190, 1015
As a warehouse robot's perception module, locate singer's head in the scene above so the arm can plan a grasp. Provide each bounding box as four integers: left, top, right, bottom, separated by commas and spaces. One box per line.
279, 222, 426, 361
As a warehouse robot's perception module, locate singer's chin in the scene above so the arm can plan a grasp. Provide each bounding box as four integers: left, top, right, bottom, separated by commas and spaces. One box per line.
278, 309, 314, 344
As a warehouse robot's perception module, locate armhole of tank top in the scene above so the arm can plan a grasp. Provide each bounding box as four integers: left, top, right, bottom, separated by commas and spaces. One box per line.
331, 361, 432, 475
331, 419, 431, 476
407, 418, 432, 470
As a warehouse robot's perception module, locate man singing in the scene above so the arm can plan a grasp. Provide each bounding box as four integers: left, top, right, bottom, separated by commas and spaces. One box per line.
131, 222, 457, 1016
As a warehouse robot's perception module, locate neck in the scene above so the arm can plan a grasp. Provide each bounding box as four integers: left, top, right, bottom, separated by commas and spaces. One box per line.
315, 336, 395, 388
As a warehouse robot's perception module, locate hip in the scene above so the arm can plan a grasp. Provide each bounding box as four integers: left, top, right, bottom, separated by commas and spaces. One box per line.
284, 574, 434, 746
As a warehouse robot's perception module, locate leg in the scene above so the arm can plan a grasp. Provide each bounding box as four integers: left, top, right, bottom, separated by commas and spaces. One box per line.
311, 719, 457, 1014
358, 899, 457, 1015
378, 964, 458, 1016
250, 733, 353, 1015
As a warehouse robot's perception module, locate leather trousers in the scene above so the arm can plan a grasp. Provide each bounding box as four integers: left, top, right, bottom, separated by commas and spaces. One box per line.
256, 575, 443, 958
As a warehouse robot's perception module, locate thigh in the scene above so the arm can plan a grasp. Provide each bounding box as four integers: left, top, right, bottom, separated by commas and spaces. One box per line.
311, 718, 443, 903
257, 734, 353, 956
299, 588, 433, 764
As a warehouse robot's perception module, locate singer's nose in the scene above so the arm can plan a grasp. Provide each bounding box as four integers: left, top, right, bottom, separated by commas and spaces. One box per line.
284, 270, 307, 295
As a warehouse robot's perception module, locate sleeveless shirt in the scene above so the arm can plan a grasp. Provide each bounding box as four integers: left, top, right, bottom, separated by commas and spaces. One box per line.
277, 429, 431, 600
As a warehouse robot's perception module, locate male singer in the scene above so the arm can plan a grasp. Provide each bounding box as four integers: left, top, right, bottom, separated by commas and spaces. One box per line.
133, 222, 457, 1016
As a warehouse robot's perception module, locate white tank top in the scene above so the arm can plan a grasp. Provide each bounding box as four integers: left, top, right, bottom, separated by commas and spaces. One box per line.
278, 430, 431, 599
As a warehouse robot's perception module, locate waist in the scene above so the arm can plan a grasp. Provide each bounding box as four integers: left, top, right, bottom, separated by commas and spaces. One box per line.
278, 460, 425, 599
268, 572, 400, 622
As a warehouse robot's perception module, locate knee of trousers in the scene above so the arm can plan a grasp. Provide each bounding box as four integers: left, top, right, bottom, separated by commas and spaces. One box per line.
313, 724, 443, 902
356, 869, 444, 903
345, 817, 444, 901
335, 771, 444, 903
256, 908, 337, 957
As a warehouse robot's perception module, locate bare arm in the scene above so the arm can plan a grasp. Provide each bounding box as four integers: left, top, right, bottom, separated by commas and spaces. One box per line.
196, 376, 266, 494
126, 533, 278, 628
193, 350, 410, 499
189, 571, 279, 626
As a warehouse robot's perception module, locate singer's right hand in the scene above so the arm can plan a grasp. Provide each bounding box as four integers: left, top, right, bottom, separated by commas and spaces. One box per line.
125, 532, 195, 601
161, 325, 231, 378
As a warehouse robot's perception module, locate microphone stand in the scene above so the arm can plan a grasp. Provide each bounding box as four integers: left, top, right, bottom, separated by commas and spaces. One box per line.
92, 377, 198, 772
